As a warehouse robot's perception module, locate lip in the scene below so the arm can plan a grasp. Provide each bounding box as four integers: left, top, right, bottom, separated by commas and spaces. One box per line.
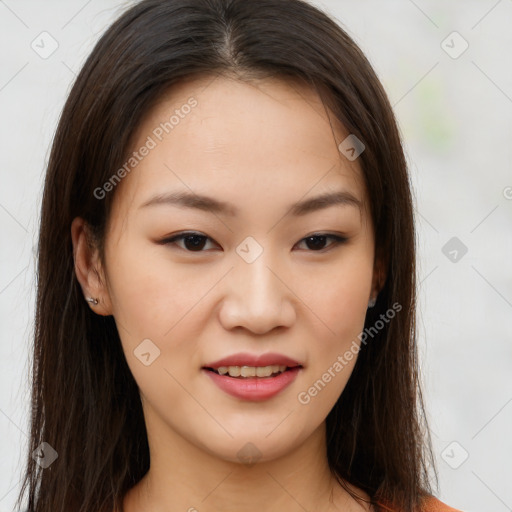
203, 366, 302, 401
204, 352, 303, 369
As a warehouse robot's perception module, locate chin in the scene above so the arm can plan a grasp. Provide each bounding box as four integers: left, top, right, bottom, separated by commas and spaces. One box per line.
199, 432, 303, 466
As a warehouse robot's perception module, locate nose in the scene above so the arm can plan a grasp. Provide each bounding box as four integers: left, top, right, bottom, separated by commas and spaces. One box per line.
218, 252, 296, 335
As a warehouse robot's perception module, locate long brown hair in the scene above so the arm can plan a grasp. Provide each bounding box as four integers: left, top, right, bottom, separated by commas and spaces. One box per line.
17, 1, 437, 511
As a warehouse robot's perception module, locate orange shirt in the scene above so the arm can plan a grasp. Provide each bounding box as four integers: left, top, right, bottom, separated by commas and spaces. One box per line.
377, 495, 463, 511
114, 494, 462, 511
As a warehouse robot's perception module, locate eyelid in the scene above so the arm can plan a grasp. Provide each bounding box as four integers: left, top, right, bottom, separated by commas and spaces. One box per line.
157, 231, 219, 252
158, 230, 217, 244
297, 233, 348, 250
157, 231, 349, 253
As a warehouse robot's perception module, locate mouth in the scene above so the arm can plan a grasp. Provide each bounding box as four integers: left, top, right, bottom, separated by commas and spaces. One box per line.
202, 364, 303, 401
203, 364, 303, 379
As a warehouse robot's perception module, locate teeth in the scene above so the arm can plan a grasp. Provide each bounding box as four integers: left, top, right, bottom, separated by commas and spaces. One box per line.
241, 366, 256, 377
215, 365, 287, 378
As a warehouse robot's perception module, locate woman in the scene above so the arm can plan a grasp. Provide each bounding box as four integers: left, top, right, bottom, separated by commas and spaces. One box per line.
17, 0, 463, 511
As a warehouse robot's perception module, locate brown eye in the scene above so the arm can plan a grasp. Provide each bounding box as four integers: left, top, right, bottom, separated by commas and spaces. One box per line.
160, 232, 218, 252
295, 234, 348, 252
159, 232, 348, 253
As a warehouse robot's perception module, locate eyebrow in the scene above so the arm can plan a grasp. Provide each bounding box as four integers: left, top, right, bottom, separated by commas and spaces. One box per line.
139, 189, 362, 216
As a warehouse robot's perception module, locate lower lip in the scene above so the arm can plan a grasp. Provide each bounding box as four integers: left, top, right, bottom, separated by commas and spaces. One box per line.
203, 367, 301, 401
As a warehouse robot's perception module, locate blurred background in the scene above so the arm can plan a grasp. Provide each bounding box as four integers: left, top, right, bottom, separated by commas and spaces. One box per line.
0, 1, 511, 511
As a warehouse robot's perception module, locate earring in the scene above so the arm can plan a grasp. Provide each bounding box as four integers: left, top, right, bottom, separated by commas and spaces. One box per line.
368, 297, 376, 308
86, 297, 99, 305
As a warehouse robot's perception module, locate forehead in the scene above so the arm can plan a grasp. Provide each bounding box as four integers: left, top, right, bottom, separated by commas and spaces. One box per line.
110, 75, 368, 221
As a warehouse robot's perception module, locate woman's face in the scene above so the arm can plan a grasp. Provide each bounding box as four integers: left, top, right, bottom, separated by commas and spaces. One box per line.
93, 75, 378, 463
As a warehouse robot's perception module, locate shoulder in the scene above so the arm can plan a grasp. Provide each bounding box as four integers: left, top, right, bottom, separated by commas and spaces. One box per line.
420, 496, 464, 512
375, 495, 464, 512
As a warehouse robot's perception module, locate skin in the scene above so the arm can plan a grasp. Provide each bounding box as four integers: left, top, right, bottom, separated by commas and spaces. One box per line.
72, 75, 385, 512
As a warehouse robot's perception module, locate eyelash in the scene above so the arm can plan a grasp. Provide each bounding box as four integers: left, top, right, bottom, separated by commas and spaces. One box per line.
159, 231, 348, 253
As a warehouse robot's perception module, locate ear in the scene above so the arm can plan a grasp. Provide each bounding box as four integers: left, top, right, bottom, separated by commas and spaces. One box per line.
71, 217, 113, 316
370, 252, 387, 302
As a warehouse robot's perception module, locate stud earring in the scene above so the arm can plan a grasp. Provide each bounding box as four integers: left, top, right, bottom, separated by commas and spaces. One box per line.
368, 297, 376, 308
86, 297, 99, 305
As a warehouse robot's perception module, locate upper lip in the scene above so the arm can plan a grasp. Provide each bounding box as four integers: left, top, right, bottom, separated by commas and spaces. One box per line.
203, 352, 303, 369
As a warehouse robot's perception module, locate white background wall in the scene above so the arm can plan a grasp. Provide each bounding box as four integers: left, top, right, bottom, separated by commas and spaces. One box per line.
1, 1, 511, 511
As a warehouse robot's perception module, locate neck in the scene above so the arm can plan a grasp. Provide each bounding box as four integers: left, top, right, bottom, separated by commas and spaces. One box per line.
122, 412, 368, 512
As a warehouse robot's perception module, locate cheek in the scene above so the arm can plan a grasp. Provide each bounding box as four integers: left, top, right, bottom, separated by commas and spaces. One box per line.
296, 248, 374, 401
298, 249, 374, 336
104, 235, 203, 339
103, 238, 204, 407
103, 236, 219, 397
